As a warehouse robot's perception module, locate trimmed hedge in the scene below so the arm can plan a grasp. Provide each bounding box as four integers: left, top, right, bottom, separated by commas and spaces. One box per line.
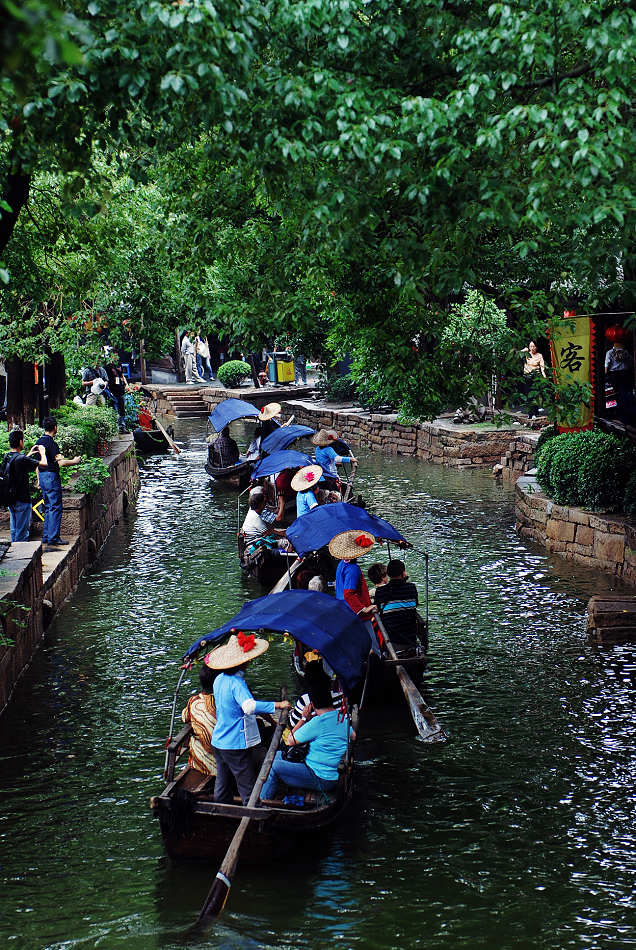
217, 360, 252, 388
624, 471, 636, 519
536, 429, 636, 512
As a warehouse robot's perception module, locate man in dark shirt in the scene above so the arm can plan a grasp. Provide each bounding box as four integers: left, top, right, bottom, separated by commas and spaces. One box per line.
104, 355, 128, 432
208, 426, 240, 468
374, 559, 419, 648
2, 430, 47, 542
35, 416, 81, 550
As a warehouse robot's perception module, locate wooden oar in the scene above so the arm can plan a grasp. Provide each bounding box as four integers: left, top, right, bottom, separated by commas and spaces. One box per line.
374, 613, 444, 743
342, 460, 358, 503
197, 693, 290, 925
150, 413, 182, 454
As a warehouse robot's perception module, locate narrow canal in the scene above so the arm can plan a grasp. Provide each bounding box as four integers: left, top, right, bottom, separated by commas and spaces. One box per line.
1, 420, 635, 950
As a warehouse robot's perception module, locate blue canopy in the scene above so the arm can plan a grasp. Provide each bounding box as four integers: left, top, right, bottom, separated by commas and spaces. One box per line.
251, 449, 312, 480
261, 424, 315, 455
183, 591, 372, 693
286, 501, 408, 557
208, 398, 260, 431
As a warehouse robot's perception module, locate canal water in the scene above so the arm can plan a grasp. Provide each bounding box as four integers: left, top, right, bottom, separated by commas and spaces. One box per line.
1, 420, 635, 950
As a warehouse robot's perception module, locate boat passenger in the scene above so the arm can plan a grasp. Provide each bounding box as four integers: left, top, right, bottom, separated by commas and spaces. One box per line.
273, 466, 297, 522
181, 664, 218, 777
329, 530, 377, 618
208, 426, 240, 468
259, 680, 353, 802
311, 429, 357, 488
291, 465, 323, 517
367, 562, 388, 601
374, 559, 419, 648
205, 634, 291, 804
287, 658, 343, 730
241, 487, 288, 552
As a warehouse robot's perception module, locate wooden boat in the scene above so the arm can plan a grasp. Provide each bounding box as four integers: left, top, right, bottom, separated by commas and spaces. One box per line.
237, 530, 297, 587
133, 425, 173, 453
151, 725, 353, 863
152, 591, 367, 864
205, 455, 253, 489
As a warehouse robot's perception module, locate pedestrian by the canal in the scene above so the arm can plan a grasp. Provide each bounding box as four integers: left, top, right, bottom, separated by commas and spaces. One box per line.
181, 330, 205, 385
294, 351, 307, 384
204, 633, 291, 804
195, 330, 214, 381
1, 430, 48, 542
35, 416, 81, 551
104, 351, 128, 432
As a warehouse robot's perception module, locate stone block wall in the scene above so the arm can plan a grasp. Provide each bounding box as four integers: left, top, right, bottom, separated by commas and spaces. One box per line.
500, 432, 540, 482
515, 473, 636, 585
0, 436, 139, 715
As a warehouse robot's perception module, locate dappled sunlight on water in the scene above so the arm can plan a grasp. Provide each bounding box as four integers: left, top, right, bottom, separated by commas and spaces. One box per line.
1, 421, 635, 949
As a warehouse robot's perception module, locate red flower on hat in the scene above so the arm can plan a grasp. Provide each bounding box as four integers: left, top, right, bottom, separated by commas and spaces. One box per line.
260, 407, 266, 413
305, 472, 315, 482
355, 534, 373, 548
237, 631, 256, 652
328, 433, 335, 440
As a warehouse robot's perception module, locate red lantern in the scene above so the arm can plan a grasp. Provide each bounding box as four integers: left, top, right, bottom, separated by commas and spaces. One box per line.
604, 324, 628, 344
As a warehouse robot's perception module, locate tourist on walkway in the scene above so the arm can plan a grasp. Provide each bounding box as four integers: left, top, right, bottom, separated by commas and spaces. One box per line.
195, 331, 214, 381
520, 341, 546, 418
2, 430, 48, 542
205, 633, 290, 804
104, 352, 129, 432
35, 416, 81, 550
181, 330, 205, 385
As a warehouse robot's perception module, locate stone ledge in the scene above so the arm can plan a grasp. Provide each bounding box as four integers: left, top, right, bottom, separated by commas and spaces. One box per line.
515, 478, 635, 586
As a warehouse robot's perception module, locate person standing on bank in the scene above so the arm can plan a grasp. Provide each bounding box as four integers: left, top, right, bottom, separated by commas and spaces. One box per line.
204, 633, 291, 804
35, 416, 81, 550
2, 430, 48, 542
181, 330, 205, 385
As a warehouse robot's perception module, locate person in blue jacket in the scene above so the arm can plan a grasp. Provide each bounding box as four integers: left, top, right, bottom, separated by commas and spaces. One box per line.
205, 633, 291, 804
291, 464, 323, 517
311, 428, 357, 490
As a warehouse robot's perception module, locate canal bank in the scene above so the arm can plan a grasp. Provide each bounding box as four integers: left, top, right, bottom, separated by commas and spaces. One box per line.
1, 419, 635, 950
0, 434, 139, 715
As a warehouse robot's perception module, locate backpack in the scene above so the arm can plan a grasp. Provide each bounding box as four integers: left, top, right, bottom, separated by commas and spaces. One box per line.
0, 453, 19, 508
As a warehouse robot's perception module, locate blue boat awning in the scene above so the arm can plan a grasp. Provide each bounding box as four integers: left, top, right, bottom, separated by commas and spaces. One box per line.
183, 591, 372, 693
251, 449, 312, 480
286, 502, 408, 557
261, 425, 315, 454
208, 398, 260, 431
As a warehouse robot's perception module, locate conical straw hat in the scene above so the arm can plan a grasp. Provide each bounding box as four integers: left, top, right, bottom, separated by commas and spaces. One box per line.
204, 633, 269, 670
258, 403, 282, 421
328, 529, 375, 560
312, 428, 339, 447
291, 464, 323, 492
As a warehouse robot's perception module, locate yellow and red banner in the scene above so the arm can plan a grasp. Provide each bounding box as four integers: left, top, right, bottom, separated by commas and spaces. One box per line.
548, 312, 595, 432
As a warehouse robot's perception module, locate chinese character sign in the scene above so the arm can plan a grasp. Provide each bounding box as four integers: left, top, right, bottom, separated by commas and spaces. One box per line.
549, 315, 594, 431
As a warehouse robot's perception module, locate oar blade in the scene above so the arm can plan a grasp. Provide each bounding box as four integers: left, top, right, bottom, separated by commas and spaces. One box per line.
199, 871, 231, 924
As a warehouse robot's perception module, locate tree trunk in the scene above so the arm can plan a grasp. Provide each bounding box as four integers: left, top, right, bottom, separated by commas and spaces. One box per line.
0, 170, 30, 255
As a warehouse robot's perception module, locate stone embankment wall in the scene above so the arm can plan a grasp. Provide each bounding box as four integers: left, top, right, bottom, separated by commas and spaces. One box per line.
0, 436, 139, 715
515, 472, 636, 586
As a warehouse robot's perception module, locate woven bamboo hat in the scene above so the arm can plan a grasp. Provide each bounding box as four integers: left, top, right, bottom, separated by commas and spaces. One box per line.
258, 402, 282, 421
291, 464, 323, 492
204, 633, 269, 670
328, 529, 375, 560
312, 428, 339, 447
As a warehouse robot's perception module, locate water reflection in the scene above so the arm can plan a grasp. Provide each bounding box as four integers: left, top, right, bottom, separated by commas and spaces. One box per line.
0, 420, 635, 949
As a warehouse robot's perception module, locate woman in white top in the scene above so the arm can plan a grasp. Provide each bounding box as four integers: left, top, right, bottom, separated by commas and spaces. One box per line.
520, 341, 546, 418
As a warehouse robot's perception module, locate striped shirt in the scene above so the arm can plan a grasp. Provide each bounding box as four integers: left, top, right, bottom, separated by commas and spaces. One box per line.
374, 579, 419, 646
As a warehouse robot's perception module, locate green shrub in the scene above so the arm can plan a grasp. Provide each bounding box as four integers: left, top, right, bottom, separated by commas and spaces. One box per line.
533, 425, 558, 464
324, 374, 356, 402
217, 360, 252, 388
57, 423, 92, 457
624, 471, 636, 519
536, 428, 636, 512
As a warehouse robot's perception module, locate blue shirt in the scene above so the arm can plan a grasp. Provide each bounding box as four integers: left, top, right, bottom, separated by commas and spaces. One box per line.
212, 671, 275, 750
296, 489, 318, 517
315, 444, 350, 478
335, 560, 362, 600
294, 709, 351, 781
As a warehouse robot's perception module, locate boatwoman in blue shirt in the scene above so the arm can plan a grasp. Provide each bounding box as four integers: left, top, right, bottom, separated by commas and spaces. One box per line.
311, 428, 357, 487
291, 464, 323, 517
205, 633, 291, 804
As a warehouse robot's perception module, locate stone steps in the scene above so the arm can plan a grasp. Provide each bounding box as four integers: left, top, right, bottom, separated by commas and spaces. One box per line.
159, 389, 209, 417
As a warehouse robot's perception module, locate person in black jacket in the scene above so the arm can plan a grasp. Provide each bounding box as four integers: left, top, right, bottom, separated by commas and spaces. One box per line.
374, 559, 419, 648
2, 430, 47, 542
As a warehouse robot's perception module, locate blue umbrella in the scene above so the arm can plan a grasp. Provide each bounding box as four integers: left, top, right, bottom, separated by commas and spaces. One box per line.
208, 398, 260, 431
261, 424, 315, 454
286, 502, 408, 557
251, 449, 312, 480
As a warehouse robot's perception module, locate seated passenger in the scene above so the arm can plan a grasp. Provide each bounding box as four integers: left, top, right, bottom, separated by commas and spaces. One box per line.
291, 465, 323, 517
181, 664, 218, 777
374, 559, 419, 648
329, 529, 377, 618
259, 680, 353, 802
209, 426, 240, 468
241, 487, 288, 552
274, 466, 297, 522
367, 562, 388, 600
287, 657, 342, 729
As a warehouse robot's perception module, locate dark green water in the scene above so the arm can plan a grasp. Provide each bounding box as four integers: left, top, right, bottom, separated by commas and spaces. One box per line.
1, 420, 635, 950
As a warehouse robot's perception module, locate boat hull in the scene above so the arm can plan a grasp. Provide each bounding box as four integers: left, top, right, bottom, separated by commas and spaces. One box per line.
133, 427, 170, 453
205, 459, 253, 489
